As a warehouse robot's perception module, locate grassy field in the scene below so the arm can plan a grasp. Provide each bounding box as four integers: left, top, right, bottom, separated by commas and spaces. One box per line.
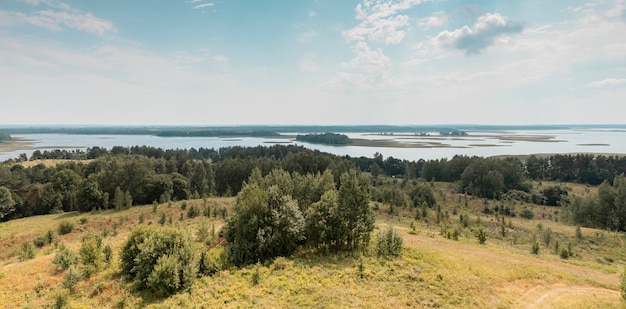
1, 182, 625, 308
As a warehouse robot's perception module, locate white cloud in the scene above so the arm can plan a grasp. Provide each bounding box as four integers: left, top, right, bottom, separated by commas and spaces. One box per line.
343, 0, 425, 45
326, 41, 392, 90
432, 13, 523, 55
309, 11, 317, 18
193, 3, 215, 10
299, 53, 319, 72
417, 11, 447, 29
587, 78, 626, 87
0, 9, 116, 36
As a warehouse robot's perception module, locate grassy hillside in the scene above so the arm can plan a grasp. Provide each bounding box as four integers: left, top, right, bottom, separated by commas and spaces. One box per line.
1, 182, 625, 308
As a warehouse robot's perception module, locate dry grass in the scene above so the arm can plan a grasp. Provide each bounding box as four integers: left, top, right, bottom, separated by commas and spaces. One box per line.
1, 190, 625, 308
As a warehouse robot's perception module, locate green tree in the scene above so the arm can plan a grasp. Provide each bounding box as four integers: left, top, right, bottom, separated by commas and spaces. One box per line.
221, 181, 304, 266
337, 170, 375, 250
0, 186, 16, 219
76, 176, 103, 212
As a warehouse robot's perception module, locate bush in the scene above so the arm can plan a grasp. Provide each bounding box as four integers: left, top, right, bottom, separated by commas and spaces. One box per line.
79, 233, 103, 270
62, 266, 83, 291
476, 228, 487, 244
103, 244, 113, 264
531, 241, 540, 255
376, 226, 403, 257
519, 207, 535, 219
187, 204, 200, 219
559, 248, 570, 259
20, 242, 36, 261
120, 226, 197, 296
198, 247, 228, 276
33, 235, 47, 248
53, 243, 78, 272
54, 289, 69, 309
58, 221, 74, 235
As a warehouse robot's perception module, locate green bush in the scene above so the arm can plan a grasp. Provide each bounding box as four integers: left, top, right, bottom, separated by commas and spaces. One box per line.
120, 226, 197, 296
103, 244, 113, 264
519, 207, 535, 219
621, 267, 626, 301
20, 242, 36, 261
187, 204, 200, 219
198, 247, 228, 276
58, 221, 74, 235
476, 228, 487, 244
79, 233, 103, 271
33, 235, 47, 248
62, 266, 83, 291
53, 243, 78, 272
376, 226, 403, 257
531, 241, 540, 255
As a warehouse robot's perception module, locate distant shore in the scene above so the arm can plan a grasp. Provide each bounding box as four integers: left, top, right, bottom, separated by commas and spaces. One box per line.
0, 138, 35, 155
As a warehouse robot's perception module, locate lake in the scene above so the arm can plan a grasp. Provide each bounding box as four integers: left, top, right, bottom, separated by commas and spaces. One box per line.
1, 128, 625, 162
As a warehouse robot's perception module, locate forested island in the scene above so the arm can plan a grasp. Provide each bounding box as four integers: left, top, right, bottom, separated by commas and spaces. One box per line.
295, 132, 351, 145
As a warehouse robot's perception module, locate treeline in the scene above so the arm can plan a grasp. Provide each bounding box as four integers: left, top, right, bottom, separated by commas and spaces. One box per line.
295, 132, 351, 145
2, 143, 625, 222
0, 145, 357, 221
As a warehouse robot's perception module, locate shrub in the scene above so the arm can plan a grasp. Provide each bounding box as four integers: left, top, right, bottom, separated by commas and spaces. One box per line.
79, 217, 88, 224
53, 243, 78, 272
62, 266, 83, 292
54, 289, 69, 309
33, 235, 47, 248
476, 228, 487, 244
187, 204, 200, 219
198, 247, 228, 276
531, 241, 540, 255
79, 233, 103, 269
519, 207, 535, 219
559, 248, 570, 259
58, 221, 74, 235
120, 226, 197, 296
20, 242, 36, 261
376, 226, 403, 257
103, 244, 113, 264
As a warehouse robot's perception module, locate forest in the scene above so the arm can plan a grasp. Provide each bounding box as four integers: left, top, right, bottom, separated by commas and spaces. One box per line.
1, 144, 626, 230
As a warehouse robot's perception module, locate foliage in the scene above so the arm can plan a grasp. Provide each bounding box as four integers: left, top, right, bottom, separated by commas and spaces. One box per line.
295, 132, 351, 145
376, 226, 403, 257
198, 247, 228, 276
120, 226, 197, 296
408, 184, 436, 208
531, 241, 540, 255
222, 182, 305, 266
20, 241, 36, 261
0, 186, 16, 219
58, 221, 74, 235
79, 233, 103, 270
564, 174, 626, 231
62, 266, 83, 292
476, 228, 487, 244
53, 243, 78, 272
519, 207, 535, 219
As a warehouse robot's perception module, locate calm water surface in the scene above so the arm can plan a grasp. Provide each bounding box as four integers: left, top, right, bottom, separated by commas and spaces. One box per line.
1, 129, 625, 162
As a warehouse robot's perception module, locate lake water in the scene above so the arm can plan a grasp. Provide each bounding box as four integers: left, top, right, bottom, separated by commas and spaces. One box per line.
1, 128, 625, 162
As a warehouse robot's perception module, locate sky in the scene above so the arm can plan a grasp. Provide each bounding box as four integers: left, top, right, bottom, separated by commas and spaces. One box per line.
0, 0, 625, 126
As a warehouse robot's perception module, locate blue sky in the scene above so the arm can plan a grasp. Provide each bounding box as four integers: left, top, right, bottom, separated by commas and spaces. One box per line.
1, 0, 625, 125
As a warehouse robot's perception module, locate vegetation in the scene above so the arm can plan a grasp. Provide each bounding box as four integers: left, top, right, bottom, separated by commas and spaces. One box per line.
2, 142, 626, 307
296, 132, 351, 145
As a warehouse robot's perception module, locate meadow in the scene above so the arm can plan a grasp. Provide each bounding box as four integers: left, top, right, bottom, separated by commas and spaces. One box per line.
1, 179, 624, 308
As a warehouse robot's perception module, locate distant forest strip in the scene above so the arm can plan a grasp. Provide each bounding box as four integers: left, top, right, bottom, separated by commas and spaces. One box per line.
295, 133, 351, 145
3, 124, 622, 136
